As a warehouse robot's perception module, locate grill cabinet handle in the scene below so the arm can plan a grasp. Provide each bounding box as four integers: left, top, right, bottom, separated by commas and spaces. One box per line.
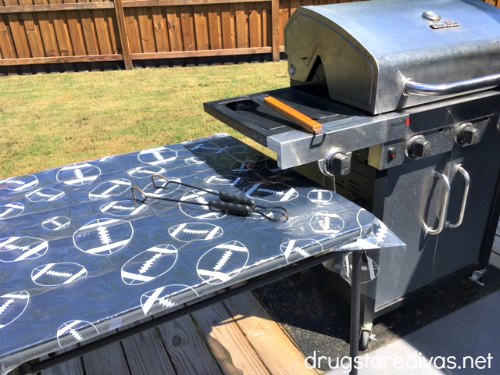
404, 73, 500, 96
446, 165, 470, 229
422, 172, 451, 236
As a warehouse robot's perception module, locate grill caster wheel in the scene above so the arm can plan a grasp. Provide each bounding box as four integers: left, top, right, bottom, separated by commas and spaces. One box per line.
359, 330, 371, 351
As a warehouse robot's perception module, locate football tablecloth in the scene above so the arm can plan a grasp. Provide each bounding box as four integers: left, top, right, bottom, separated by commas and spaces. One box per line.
0, 135, 404, 374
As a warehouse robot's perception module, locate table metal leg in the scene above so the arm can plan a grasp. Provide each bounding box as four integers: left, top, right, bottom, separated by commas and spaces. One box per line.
349, 251, 362, 375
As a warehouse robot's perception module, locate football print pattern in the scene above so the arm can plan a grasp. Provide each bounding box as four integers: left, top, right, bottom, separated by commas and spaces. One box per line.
127, 165, 166, 179
184, 156, 205, 166
203, 175, 242, 186
141, 284, 199, 316
342, 253, 380, 284
100, 200, 148, 217
31, 262, 87, 286
42, 216, 71, 231
0, 237, 48, 263
196, 241, 249, 285
56, 320, 99, 347
310, 211, 345, 236
0, 202, 24, 220
179, 190, 226, 220
168, 222, 223, 242
88, 179, 131, 200
25, 188, 65, 202
121, 244, 178, 285
356, 208, 376, 239
0, 175, 38, 192
280, 239, 323, 263
187, 141, 224, 154
137, 147, 178, 166
245, 182, 299, 203
56, 163, 101, 186
0, 290, 29, 329
141, 177, 181, 198
307, 189, 334, 204
73, 218, 134, 256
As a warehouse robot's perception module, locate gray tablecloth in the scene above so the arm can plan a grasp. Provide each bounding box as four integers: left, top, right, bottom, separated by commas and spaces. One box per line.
0, 135, 404, 374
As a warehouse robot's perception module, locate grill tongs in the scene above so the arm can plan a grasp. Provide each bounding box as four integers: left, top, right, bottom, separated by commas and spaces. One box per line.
131, 174, 288, 222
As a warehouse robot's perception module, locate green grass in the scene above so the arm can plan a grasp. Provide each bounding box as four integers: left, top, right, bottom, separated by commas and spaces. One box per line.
0, 62, 289, 179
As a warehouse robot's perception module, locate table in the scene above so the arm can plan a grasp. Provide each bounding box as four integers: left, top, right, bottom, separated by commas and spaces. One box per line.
0, 135, 404, 375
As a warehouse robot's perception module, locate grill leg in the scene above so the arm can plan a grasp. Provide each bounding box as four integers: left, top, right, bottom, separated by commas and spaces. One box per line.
349, 251, 362, 375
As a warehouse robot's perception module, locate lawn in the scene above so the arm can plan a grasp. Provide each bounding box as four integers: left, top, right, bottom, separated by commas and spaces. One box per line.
0, 62, 289, 179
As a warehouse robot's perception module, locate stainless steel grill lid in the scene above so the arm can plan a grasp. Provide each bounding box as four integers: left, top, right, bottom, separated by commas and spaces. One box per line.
285, 0, 500, 114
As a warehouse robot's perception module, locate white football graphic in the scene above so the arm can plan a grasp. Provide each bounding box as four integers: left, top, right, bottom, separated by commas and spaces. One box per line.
342, 253, 380, 284
203, 175, 242, 186
138, 146, 178, 166
56, 163, 101, 186
42, 216, 71, 231
88, 179, 131, 200
196, 241, 249, 285
310, 211, 345, 235
127, 165, 166, 179
307, 189, 334, 204
73, 218, 134, 256
245, 182, 299, 203
0, 175, 38, 192
26, 188, 65, 202
280, 239, 323, 263
184, 157, 205, 166
0, 202, 24, 220
231, 161, 255, 173
141, 284, 199, 316
0, 290, 30, 329
31, 262, 87, 286
142, 177, 181, 198
100, 200, 148, 217
179, 190, 226, 220
187, 141, 224, 154
121, 244, 178, 285
56, 320, 99, 347
168, 222, 223, 242
356, 208, 376, 239
0, 236, 48, 263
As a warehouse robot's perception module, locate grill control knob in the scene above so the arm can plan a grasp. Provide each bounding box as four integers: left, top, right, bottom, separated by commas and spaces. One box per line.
406, 136, 431, 158
322, 151, 352, 176
456, 122, 478, 145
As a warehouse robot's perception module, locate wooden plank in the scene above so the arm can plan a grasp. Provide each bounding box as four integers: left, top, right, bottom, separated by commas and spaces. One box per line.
130, 46, 270, 59
166, 5, 182, 51
41, 358, 84, 375
3, 0, 31, 58
262, 0, 270, 47
106, 8, 118, 54
115, 0, 132, 67
122, 0, 271, 7
220, 3, 235, 49
193, 5, 209, 50
82, 342, 131, 375
271, 0, 279, 60
179, 6, 195, 50
49, 0, 74, 56
248, 3, 261, 47
224, 292, 318, 375
33, 0, 59, 57
151, 6, 169, 52
79, 0, 100, 55
92, 0, 113, 54
192, 303, 270, 375
63, 0, 87, 56
207, 3, 221, 49
234, 2, 248, 48
0, 53, 122, 65
0, 14, 19, 58
121, 329, 177, 375
124, 7, 140, 53
136, 5, 155, 52
0, 2, 114, 13
18, 0, 44, 57
156, 315, 222, 375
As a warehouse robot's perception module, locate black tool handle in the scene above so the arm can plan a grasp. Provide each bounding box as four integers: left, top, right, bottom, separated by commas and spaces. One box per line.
208, 200, 252, 217
218, 192, 256, 208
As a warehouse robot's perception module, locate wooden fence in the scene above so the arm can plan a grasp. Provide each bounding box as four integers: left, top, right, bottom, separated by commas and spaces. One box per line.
0, 0, 499, 70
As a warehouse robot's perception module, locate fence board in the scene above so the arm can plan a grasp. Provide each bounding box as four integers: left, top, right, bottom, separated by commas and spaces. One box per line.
0, 0, 498, 70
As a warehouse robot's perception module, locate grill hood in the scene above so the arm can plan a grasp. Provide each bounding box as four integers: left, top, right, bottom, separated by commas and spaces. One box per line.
285, 0, 500, 114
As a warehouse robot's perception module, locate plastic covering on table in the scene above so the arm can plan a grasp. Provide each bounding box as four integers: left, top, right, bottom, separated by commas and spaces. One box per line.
0, 135, 404, 374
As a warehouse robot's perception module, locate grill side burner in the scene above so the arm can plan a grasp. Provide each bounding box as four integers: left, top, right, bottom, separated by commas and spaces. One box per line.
205, 0, 500, 350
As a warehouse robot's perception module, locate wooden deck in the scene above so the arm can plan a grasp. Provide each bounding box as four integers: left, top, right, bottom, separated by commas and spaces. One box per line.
40, 292, 319, 375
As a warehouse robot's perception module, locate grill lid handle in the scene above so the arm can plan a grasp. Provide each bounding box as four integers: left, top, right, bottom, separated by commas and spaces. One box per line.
404, 73, 500, 96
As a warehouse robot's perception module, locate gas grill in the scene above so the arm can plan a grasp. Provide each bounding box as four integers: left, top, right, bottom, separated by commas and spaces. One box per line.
205, 0, 500, 348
